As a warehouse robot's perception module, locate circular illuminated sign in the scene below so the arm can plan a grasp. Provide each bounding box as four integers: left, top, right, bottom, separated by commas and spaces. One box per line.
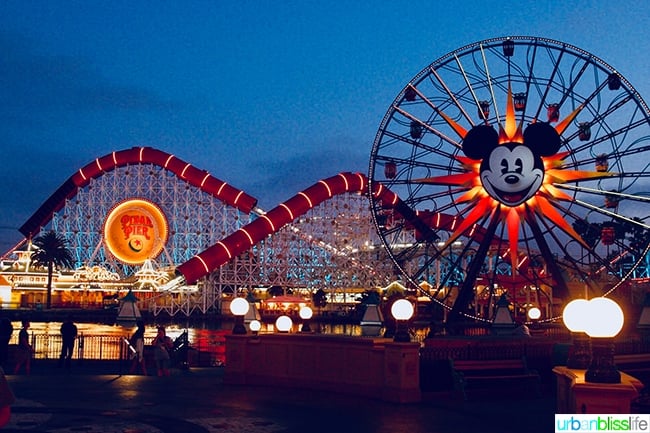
103, 199, 168, 265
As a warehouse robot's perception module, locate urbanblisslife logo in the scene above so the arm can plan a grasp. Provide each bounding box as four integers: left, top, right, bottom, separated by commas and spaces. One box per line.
555, 415, 650, 433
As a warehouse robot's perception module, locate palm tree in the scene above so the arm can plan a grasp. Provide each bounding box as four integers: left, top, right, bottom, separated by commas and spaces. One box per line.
30, 231, 74, 309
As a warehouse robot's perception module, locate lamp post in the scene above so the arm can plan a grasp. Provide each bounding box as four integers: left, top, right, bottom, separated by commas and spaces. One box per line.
230, 297, 250, 335
583, 297, 624, 384
275, 315, 293, 333
527, 306, 541, 321
391, 299, 414, 342
562, 299, 591, 369
299, 306, 313, 332
249, 319, 261, 336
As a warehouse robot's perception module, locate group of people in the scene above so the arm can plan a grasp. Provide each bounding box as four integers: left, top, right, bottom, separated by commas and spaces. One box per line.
0, 318, 38, 375
0, 315, 79, 375
128, 320, 174, 377
0, 316, 175, 377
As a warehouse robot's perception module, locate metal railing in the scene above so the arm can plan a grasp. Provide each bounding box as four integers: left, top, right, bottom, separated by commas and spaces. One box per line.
21, 333, 141, 361
9, 331, 216, 361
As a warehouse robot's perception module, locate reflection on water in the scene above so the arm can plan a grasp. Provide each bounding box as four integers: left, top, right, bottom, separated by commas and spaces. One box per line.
7, 320, 430, 362
11, 321, 222, 342
15, 321, 429, 340
9, 320, 232, 362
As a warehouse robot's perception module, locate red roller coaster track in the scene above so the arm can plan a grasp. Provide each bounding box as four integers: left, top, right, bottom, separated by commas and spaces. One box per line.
177, 172, 398, 283
19, 146, 258, 239
18, 146, 504, 285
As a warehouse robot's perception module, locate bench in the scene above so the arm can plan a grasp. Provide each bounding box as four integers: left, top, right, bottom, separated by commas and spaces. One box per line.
449, 357, 541, 400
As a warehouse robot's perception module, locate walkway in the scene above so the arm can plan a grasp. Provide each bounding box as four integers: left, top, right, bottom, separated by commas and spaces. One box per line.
4, 362, 555, 433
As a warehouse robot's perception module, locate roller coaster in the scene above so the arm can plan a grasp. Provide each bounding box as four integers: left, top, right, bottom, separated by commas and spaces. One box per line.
1, 147, 401, 316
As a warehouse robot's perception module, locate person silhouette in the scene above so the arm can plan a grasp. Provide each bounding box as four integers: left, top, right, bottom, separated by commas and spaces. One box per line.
152, 326, 173, 377
0, 317, 13, 369
59, 315, 78, 368
13, 319, 32, 375
128, 320, 147, 375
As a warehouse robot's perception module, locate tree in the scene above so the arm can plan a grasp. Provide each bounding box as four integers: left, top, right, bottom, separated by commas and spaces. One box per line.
312, 289, 327, 311
30, 231, 74, 309
267, 286, 284, 297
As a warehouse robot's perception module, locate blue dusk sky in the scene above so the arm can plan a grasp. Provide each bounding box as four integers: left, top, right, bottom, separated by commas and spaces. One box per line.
0, 0, 648, 252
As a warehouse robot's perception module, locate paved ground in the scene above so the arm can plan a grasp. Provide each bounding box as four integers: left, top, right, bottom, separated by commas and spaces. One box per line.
2, 362, 556, 433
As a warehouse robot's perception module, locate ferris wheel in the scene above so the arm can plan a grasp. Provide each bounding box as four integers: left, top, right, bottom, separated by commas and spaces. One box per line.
368, 36, 650, 323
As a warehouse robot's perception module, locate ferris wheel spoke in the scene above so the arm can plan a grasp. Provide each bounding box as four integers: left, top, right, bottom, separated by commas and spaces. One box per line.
381, 129, 458, 161
556, 184, 650, 207
427, 67, 475, 126
407, 189, 469, 208
479, 44, 501, 125
453, 53, 488, 124
392, 105, 462, 149
563, 63, 593, 104
376, 155, 464, 175
406, 84, 469, 139
571, 197, 650, 229
531, 47, 566, 121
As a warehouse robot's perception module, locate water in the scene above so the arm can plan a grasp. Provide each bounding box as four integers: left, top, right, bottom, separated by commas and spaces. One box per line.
7, 320, 231, 362
15, 320, 430, 340
6, 319, 432, 363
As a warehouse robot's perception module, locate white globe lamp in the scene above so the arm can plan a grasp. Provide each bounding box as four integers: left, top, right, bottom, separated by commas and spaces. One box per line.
584, 297, 625, 384
275, 315, 293, 333
562, 298, 591, 369
230, 297, 250, 335
249, 319, 261, 335
299, 306, 313, 332
391, 299, 414, 342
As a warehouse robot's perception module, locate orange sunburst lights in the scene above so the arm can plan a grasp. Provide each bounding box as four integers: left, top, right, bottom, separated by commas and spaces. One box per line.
499, 85, 524, 144
438, 109, 468, 139
440, 196, 494, 249
498, 125, 524, 145
405, 79, 606, 268
506, 207, 521, 270
543, 152, 570, 170
535, 196, 589, 249
455, 155, 482, 170
539, 183, 573, 202
456, 186, 485, 203
545, 168, 613, 183
414, 172, 478, 186
555, 104, 585, 136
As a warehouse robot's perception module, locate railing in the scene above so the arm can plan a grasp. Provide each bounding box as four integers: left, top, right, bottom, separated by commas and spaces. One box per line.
22, 333, 145, 361
8, 332, 223, 365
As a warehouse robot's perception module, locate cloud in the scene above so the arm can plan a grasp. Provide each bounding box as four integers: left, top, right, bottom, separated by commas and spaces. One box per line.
0, 31, 175, 120
242, 136, 370, 210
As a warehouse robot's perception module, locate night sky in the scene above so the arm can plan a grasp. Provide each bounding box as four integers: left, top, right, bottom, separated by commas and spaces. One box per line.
1, 0, 648, 253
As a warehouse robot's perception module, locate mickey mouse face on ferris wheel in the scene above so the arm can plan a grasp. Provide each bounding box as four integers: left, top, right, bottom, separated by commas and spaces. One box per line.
462, 122, 562, 207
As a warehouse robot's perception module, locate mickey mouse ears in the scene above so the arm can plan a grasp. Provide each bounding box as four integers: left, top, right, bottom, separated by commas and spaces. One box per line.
462, 122, 561, 160
462, 125, 499, 160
